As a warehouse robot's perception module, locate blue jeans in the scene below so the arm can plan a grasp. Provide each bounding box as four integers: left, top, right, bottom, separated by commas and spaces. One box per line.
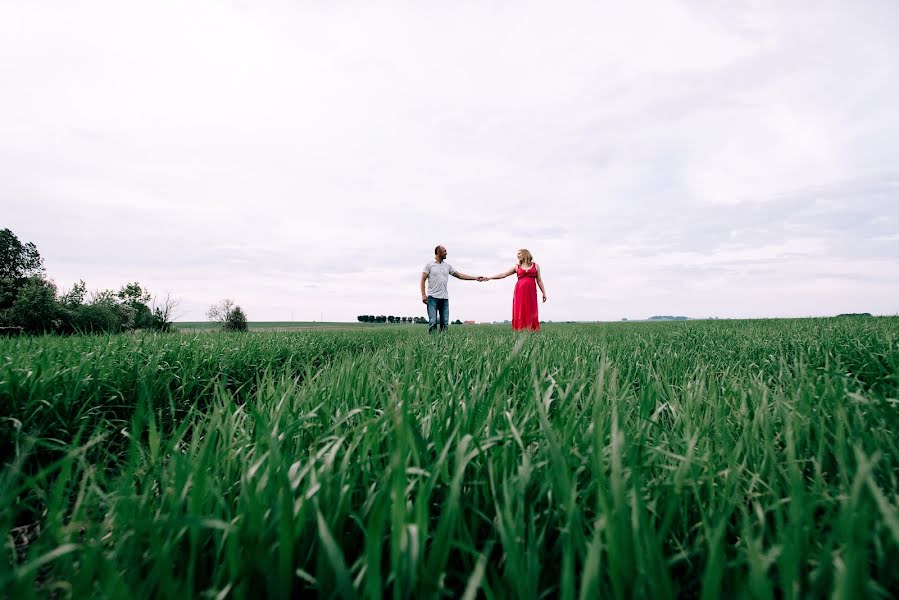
426, 296, 449, 334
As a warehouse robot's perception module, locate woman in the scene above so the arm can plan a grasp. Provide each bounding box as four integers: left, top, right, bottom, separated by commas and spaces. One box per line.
486, 249, 547, 331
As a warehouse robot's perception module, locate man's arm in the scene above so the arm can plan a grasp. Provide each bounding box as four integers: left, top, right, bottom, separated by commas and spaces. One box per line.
451, 271, 481, 281
420, 272, 428, 303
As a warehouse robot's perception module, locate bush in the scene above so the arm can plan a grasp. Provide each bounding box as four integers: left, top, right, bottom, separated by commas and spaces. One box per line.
224, 306, 248, 332
132, 302, 156, 329
68, 300, 125, 333
8, 277, 61, 333
0, 228, 179, 335
0, 278, 23, 314
149, 306, 173, 332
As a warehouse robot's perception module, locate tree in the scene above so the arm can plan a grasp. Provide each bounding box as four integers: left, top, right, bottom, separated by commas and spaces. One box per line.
0, 228, 44, 280
91, 289, 118, 304
80, 288, 141, 331
208, 298, 247, 331
225, 306, 248, 332
70, 301, 124, 333
1, 229, 46, 317
0, 278, 19, 314
7, 277, 60, 333
0, 230, 177, 334
117, 282, 152, 306
150, 293, 180, 332
112, 282, 152, 329
60, 280, 87, 308
207, 299, 236, 324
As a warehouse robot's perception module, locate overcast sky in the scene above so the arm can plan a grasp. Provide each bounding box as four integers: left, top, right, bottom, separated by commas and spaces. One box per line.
2, 0, 898, 322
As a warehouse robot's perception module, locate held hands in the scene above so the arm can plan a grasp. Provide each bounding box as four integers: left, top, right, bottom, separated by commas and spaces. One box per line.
477, 276, 489, 282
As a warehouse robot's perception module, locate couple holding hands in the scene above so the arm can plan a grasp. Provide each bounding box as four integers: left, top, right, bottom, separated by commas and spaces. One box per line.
420, 245, 547, 334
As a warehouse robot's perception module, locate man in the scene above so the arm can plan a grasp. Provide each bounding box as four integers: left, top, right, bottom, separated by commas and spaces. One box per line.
420, 245, 483, 334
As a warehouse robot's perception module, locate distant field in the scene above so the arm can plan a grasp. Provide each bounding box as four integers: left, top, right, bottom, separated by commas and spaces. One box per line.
3, 318, 898, 597
175, 320, 400, 331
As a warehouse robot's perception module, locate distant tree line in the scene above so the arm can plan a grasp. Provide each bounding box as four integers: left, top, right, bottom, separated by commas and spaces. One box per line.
356, 316, 468, 325
0, 228, 178, 335
357, 315, 427, 324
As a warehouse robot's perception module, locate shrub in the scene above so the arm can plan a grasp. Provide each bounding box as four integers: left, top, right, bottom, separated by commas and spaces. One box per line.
224, 306, 248, 332
69, 300, 125, 333
8, 277, 61, 333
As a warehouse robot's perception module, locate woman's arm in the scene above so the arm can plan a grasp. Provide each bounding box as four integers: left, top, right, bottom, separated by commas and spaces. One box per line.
488, 266, 517, 280
536, 266, 547, 302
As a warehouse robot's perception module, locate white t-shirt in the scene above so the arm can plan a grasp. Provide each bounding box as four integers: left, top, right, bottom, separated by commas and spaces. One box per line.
423, 260, 456, 299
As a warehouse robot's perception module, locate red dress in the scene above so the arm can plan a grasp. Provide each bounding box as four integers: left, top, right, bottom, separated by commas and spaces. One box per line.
512, 263, 540, 331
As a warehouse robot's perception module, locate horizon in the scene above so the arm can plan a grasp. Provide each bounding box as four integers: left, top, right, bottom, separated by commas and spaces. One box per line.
172, 313, 891, 325
3, 1, 898, 322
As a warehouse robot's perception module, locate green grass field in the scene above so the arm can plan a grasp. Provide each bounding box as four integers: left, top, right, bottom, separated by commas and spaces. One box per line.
2, 318, 898, 598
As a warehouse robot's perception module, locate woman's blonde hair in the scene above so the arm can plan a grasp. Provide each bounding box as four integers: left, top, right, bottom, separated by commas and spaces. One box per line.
518, 249, 533, 265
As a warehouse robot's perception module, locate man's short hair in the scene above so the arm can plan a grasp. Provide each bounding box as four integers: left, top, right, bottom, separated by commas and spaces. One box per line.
434, 245, 442, 255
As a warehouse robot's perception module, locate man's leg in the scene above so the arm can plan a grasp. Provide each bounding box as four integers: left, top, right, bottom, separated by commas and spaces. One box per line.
439, 298, 449, 332
427, 296, 438, 334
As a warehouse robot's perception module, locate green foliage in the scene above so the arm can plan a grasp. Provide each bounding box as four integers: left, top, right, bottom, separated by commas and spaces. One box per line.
0, 228, 44, 280
116, 281, 152, 306
67, 299, 126, 333
0, 230, 174, 335
0, 230, 46, 325
90, 289, 117, 304
6, 276, 59, 333
150, 306, 174, 332
224, 305, 248, 332
131, 301, 155, 329
59, 280, 86, 308
357, 315, 419, 324
1, 319, 898, 597
0, 278, 21, 314
207, 299, 248, 332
